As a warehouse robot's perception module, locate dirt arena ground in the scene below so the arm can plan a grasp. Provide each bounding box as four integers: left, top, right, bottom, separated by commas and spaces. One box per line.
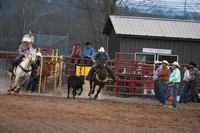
0, 91, 200, 133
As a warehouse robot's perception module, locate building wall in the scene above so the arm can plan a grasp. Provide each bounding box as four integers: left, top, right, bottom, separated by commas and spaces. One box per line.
108, 28, 120, 59
119, 37, 200, 64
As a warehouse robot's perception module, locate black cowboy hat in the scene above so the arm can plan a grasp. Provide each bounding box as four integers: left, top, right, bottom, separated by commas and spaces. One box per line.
189, 62, 197, 67
85, 42, 91, 45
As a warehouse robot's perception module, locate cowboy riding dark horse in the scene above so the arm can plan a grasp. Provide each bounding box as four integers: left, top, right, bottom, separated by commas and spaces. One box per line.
86, 47, 119, 99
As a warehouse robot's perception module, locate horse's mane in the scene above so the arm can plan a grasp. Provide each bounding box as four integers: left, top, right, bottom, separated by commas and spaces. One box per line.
25, 51, 30, 58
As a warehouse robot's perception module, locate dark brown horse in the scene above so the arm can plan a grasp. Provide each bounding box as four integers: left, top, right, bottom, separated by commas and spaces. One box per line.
88, 62, 109, 100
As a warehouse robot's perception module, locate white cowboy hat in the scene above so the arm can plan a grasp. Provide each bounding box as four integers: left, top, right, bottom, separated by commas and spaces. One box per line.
22, 37, 31, 43
162, 60, 169, 65
36, 52, 42, 57
98, 47, 106, 52
171, 61, 180, 67
155, 60, 162, 64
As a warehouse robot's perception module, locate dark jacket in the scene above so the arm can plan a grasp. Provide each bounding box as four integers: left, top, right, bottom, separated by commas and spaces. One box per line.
91, 52, 110, 64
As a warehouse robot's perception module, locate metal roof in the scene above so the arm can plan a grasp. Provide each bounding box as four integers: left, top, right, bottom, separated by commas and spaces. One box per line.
103, 16, 200, 40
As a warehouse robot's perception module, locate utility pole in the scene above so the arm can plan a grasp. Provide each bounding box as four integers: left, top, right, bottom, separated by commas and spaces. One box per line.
184, 0, 187, 16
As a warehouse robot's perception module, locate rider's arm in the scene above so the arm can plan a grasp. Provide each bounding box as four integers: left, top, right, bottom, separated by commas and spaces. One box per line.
19, 45, 25, 55
105, 52, 110, 62
83, 47, 87, 57
91, 52, 98, 62
71, 46, 75, 57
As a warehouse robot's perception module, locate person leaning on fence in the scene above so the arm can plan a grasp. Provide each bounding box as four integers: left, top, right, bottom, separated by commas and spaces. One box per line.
71, 43, 82, 64
25, 52, 41, 92
157, 60, 169, 105
7, 38, 33, 73
179, 65, 190, 104
83, 42, 94, 66
86, 47, 119, 82
168, 62, 181, 108
23, 29, 34, 46
153, 61, 162, 100
188, 62, 200, 102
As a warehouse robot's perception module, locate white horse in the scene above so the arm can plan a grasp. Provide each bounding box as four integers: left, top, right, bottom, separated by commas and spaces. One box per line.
8, 48, 37, 94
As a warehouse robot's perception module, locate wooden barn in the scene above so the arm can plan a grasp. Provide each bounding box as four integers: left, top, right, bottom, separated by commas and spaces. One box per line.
103, 16, 200, 64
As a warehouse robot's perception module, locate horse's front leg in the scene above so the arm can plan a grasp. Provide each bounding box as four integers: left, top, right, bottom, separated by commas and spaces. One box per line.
13, 76, 22, 94
91, 83, 96, 94
88, 81, 93, 96
93, 84, 105, 100
8, 73, 14, 93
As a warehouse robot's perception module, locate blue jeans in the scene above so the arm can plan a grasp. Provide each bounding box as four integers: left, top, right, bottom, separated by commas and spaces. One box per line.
12, 54, 25, 66
71, 55, 81, 64
159, 80, 168, 105
25, 76, 38, 92
179, 81, 189, 103
189, 80, 197, 102
154, 80, 160, 100
170, 83, 179, 108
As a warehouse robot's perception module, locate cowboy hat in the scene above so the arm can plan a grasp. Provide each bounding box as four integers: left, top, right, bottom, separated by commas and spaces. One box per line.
98, 47, 106, 52
155, 60, 162, 64
85, 42, 91, 45
22, 37, 31, 43
162, 60, 169, 65
36, 52, 42, 57
189, 62, 197, 67
171, 61, 180, 67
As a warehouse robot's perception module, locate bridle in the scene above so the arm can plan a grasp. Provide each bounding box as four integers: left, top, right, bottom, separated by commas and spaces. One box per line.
95, 63, 108, 83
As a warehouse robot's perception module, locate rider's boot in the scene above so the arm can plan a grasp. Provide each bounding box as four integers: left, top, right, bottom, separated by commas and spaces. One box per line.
109, 73, 119, 82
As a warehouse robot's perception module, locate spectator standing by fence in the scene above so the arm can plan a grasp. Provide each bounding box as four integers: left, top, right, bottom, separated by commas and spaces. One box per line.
168, 62, 181, 108
157, 60, 169, 105
71, 43, 82, 64
179, 65, 190, 104
188, 62, 200, 102
83, 42, 94, 66
23, 29, 34, 47
153, 61, 162, 100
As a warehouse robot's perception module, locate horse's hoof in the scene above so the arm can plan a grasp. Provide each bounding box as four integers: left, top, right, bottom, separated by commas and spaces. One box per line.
93, 96, 98, 100
8, 87, 13, 92
89, 95, 92, 100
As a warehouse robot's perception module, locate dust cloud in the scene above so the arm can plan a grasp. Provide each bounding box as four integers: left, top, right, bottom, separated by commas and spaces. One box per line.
0, 69, 10, 93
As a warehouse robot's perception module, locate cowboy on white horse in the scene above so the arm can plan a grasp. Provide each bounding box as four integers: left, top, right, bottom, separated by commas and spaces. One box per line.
8, 37, 33, 73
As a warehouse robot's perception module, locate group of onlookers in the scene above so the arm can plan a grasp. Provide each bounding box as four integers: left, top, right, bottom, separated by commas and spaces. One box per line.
153, 60, 200, 108
71, 42, 94, 65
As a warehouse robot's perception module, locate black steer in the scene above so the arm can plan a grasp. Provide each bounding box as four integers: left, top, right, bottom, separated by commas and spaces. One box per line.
67, 75, 84, 99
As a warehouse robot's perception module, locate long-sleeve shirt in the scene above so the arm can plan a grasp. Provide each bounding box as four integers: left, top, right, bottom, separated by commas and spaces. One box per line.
83, 46, 94, 57
190, 67, 199, 81
71, 46, 82, 57
153, 65, 162, 81
169, 68, 181, 83
23, 34, 34, 42
91, 52, 110, 64
19, 43, 33, 55
157, 66, 169, 80
183, 69, 190, 81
